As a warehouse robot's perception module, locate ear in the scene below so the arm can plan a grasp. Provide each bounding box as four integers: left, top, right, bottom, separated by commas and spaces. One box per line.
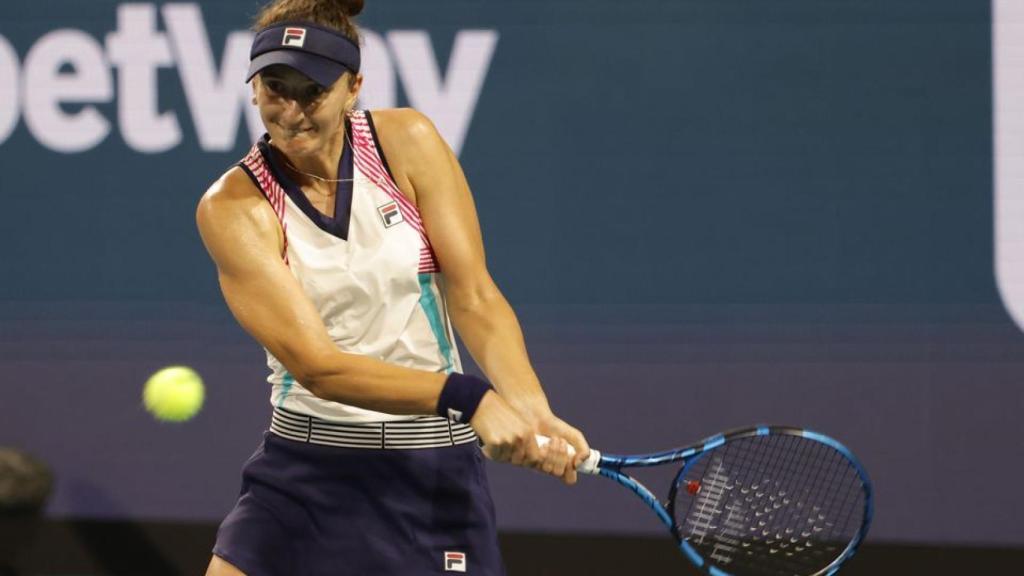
346, 73, 364, 109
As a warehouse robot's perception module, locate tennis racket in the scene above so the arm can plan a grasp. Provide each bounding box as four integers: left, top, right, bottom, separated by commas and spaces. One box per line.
538, 426, 873, 576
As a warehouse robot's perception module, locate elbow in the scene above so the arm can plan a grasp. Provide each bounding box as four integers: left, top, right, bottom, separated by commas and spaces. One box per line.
277, 346, 339, 400
289, 362, 334, 400
448, 279, 504, 317
291, 366, 321, 397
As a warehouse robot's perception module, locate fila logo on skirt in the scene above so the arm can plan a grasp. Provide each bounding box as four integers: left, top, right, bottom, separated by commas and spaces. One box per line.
377, 201, 404, 228
444, 551, 466, 572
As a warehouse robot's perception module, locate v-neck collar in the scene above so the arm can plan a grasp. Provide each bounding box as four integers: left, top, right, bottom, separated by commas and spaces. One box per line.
257, 123, 355, 240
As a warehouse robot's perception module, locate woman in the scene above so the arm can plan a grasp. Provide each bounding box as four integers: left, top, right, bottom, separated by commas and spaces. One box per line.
196, 0, 590, 574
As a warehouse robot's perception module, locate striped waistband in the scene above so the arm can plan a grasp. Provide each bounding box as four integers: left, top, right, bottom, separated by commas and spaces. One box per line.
269, 407, 478, 450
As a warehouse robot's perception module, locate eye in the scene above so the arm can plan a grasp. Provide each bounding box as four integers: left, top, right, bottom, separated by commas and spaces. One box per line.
304, 85, 325, 101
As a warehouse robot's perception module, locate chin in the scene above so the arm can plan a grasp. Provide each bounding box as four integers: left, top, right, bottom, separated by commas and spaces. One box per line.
277, 133, 321, 154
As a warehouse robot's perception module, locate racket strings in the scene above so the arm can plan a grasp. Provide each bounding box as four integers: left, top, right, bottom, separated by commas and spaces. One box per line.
674, 434, 867, 576
718, 437, 856, 574
763, 437, 860, 574
681, 442, 805, 575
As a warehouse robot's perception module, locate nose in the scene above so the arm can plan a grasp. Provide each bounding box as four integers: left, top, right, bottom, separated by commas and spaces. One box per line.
278, 97, 305, 124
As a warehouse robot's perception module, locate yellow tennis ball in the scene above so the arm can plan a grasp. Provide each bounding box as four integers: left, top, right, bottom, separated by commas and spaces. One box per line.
143, 366, 205, 422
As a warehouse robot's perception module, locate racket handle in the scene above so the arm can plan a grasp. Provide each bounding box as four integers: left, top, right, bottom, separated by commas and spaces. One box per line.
534, 434, 602, 475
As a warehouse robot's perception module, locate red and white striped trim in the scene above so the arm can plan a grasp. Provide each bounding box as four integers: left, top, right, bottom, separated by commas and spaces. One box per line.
242, 143, 290, 264
348, 110, 440, 273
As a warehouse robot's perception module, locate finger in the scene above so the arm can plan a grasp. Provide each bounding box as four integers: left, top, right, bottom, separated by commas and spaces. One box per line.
485, 443, 505, 463
519, 432, 541, 467
541, 437, 574, 484
562, 466, 578, 486
540, 457, 555, 475
509, 436, 528, 466
549, 438, 570, 477
563, 427, 591, 468
532, 438, 562, 479
524, 432, 545, 468
498, 437, 521, 464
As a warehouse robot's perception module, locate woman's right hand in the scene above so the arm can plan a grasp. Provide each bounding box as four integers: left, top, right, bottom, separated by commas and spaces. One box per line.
470, 390, 547, 469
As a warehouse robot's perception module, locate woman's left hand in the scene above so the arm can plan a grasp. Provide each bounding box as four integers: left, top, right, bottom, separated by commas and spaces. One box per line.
515, 402, 591, 485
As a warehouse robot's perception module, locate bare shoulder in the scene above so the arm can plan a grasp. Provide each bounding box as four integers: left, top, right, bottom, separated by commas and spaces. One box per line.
368, 108, 453, 194
369, 107, 436, 136
198, 167, 261, 216
198, 168, 275, 229
196, 167, 283, 263
369, 108, 446, 155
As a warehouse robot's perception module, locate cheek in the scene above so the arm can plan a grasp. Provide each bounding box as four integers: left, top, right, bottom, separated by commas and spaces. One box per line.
256, 101, 278, 123
311, 107, 345, 132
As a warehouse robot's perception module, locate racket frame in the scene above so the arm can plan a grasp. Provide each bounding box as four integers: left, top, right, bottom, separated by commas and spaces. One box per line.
588, 425, 874, 576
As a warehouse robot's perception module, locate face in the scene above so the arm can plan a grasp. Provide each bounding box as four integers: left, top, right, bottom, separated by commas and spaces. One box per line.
253, 64, 362, 156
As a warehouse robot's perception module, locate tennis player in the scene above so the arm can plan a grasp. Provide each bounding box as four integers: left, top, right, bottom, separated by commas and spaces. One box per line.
196, 0, 589, 574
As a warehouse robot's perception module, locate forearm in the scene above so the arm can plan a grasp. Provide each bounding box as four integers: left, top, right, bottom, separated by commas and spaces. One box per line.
448, 291, 552, 418
298, 350, 447, 416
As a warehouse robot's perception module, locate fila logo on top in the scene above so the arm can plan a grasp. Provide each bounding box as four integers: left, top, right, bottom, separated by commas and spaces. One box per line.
377, 201, 404, 228
282, 27, 307, 47
444, 551, 466, 572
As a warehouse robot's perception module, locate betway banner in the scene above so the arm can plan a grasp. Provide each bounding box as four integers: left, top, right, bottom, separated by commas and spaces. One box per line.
0, 3, 496, 154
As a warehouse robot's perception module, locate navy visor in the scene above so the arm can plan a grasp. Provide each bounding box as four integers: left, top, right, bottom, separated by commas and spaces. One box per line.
247, 22, 360, 88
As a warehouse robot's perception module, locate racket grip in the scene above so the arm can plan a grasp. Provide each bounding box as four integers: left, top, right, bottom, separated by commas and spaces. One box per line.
534, 434, 602, 475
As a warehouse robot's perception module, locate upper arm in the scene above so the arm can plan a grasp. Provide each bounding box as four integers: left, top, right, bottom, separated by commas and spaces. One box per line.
195, 169, 340, 384
373, 109, 497, 305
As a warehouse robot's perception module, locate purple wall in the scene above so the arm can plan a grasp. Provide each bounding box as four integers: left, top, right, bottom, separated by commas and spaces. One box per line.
3, 301, 1022, 545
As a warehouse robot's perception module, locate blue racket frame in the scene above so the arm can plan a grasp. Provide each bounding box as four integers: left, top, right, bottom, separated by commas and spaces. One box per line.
591, 426, 874, 576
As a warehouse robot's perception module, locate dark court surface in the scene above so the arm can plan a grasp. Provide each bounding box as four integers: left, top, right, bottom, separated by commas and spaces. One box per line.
1, 519, 1022, 575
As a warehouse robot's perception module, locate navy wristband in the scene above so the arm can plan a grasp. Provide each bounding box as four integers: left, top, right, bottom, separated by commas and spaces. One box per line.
437, 373, 493, 424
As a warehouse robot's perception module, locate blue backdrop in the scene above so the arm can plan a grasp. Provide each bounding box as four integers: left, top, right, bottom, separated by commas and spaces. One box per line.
2, 0, 1020, 547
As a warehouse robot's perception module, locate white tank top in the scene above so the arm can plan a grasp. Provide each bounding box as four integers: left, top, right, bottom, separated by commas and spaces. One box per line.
238, 110, 462, 423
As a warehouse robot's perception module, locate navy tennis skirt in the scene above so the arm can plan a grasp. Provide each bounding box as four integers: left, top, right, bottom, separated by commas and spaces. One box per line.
213, 431, 505, 576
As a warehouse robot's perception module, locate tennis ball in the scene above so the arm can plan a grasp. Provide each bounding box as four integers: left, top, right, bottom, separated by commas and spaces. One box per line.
143, 366, 205, 422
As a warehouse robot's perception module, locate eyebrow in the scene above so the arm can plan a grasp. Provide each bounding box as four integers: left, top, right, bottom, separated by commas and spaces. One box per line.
261, 73, 319, 88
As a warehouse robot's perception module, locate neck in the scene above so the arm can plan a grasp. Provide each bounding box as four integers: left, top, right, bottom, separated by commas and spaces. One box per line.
275, 127, 347, 184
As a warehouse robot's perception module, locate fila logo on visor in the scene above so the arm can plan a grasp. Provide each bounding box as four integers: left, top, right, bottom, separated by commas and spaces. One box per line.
444, 551, 466, 572
282, 27, 307, 47
378, 201, 404, 228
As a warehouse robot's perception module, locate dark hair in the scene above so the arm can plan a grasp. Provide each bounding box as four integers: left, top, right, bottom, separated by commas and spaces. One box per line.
253, 0, 364, 44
